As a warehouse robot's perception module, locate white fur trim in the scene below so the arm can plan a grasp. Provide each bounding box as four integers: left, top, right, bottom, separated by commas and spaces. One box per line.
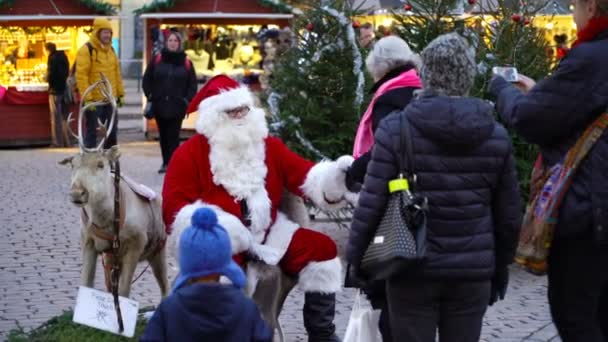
264, 212, 300, 260
169, 200, 253, 261
195, 87, 257, 135
297, 257, 343, 294
248, 188, 272, 243
300, 155, 354, 211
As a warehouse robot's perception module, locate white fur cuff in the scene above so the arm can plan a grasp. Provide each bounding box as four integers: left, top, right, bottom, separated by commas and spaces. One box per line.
300, 156, 354, 211
297, 257, 343, 294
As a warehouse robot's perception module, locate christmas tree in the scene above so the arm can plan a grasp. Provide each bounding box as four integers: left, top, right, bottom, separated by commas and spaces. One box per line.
392, 0, 552, 196
267, 0, 365, 160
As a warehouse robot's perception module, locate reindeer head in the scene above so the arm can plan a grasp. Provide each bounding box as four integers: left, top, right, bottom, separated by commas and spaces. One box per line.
59, 74, 118, 207
59, 147, 121, 206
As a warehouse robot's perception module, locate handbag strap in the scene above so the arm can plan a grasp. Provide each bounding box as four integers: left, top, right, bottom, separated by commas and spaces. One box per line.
399, 113, 416, 188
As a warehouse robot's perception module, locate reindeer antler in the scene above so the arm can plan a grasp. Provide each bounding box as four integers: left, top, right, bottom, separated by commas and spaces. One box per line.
75, 73, 118, 152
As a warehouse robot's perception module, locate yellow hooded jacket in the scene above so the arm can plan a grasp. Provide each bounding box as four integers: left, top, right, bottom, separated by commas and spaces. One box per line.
75, 18, 125, 102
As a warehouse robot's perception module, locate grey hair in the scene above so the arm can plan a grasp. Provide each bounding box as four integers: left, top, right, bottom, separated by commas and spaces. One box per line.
365, 36, 421, 80
420, 32, 477, 97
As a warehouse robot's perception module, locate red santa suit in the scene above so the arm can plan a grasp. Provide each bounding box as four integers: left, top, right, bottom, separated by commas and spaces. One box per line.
163, 76, 355, 299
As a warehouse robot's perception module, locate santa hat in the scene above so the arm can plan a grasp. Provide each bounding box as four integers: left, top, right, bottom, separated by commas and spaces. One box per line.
186, 74, 241, 114
191, 75, 260, 137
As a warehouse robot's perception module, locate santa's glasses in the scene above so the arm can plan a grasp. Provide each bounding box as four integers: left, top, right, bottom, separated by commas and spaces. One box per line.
225, 106, 250, 119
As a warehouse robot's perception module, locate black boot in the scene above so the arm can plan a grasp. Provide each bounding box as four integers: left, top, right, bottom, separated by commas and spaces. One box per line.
304, 292, 340, 342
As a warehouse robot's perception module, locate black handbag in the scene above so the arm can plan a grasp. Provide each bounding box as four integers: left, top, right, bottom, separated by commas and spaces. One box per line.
360, 114, 428, 280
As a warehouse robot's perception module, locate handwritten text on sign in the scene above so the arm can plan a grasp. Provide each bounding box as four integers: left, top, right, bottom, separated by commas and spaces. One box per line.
72, 286, 140, 338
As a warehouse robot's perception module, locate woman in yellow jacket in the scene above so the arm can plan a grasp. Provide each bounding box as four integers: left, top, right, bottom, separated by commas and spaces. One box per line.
75, 17, 125, 148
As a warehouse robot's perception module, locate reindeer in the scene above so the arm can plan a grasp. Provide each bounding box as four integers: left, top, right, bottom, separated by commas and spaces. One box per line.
59, 76, 168, 298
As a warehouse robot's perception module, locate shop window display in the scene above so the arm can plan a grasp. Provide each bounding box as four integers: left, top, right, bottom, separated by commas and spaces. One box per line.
152, 24, 274, 84
0, 26, 93, 90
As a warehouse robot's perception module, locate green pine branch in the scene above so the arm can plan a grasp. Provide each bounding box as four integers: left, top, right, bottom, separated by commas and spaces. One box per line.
78, 0, 117, 15
0, 0, 14, 8
269, 0, 364, 160
134, 0, 179, 15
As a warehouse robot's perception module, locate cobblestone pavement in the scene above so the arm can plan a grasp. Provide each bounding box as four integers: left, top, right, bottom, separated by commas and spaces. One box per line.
0, 139, 560, 341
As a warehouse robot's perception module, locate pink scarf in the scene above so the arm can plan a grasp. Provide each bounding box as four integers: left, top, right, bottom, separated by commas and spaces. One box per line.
353, 69, 422, 158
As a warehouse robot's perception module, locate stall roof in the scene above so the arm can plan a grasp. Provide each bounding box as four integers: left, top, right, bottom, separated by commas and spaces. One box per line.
0, 0, 116, 16
0, 0, 117, 25
140, 12, 292, 19
136, 0, 290, 15
0, 14, 119, 21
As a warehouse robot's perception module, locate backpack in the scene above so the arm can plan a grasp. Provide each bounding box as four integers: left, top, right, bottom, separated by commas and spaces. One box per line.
65, 42, 94, 105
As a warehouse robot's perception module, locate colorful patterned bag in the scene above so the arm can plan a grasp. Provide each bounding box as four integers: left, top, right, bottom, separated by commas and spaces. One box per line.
515, 112, 608, 275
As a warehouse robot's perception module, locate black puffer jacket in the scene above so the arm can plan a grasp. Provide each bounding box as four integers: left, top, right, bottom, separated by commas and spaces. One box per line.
143, 49, 197, 119
347, 93, 523, 280
490, 29, 608, 245
46, 50, 69, 94
347, 65, 419, 189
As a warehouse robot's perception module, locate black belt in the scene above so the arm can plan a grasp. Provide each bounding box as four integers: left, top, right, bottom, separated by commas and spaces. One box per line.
239, 200, 252, 227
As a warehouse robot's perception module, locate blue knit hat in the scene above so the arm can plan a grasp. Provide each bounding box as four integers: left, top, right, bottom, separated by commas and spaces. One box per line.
173, 208, 246, 292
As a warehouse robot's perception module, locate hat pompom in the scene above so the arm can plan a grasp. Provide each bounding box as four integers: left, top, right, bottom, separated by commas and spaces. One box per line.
191, 208, 218, 230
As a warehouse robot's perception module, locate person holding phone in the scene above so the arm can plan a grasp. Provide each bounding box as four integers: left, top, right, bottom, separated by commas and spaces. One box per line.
489, 0, 608, 340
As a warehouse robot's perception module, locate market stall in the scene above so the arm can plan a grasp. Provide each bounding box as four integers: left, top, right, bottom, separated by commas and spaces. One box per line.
0, 0, 117, 147
136, 0, 292, 139
356, 0, 576, 48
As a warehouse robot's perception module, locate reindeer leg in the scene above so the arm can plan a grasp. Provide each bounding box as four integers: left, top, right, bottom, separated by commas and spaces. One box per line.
118, 247, 143, 298
148, 248, 169, 298
81, 239, 98, 288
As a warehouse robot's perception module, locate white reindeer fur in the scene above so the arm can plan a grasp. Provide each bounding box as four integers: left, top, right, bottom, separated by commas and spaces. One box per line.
66, 150, 169, 299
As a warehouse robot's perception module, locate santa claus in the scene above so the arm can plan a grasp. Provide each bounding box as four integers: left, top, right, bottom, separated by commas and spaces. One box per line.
163, 75, 356, 341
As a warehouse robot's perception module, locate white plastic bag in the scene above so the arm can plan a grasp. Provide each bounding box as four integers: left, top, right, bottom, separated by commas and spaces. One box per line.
343, 290, 382, 342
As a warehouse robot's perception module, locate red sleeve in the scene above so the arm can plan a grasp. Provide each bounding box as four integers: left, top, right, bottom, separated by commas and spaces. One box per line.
162, 137, 204, 229
268, 137, 314, 196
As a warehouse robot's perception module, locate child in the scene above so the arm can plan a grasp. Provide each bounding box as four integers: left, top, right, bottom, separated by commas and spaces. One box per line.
141, 208, 272, 342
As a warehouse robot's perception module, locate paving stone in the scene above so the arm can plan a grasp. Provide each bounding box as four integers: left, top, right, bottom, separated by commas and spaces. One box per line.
0, 141, 561, 341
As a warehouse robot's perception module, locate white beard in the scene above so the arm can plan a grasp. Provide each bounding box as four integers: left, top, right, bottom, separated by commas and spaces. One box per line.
206, 107, 269, 201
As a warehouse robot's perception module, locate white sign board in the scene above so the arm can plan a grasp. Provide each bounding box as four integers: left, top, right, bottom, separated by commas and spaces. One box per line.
72, 286, 140, 338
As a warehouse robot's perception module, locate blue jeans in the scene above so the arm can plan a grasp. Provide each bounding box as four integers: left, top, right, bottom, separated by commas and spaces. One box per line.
84, 104, 117, 149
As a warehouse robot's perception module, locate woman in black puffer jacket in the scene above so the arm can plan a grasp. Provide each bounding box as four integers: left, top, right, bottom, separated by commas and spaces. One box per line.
143, 31, 197, 173
347, 33, 523, 342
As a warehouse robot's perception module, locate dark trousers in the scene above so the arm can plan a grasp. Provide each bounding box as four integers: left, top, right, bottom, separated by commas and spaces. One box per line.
156, 116, 183, 166
365, 280, 392, 342
49, 93, 70, 147
386, 277, 490, 342
84, 104, 117, 149
548, 236, 608, 342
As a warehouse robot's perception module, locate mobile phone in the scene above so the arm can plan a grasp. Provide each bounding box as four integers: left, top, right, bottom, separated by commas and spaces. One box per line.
492, 66, 519, 82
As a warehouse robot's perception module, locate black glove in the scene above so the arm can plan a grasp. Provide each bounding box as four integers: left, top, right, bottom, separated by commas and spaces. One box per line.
344, 263, 367, 289
489, 265, 509, 306
345, 166, 362, 193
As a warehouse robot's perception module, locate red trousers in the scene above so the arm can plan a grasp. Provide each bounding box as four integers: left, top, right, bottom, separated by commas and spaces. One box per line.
234, 228, 337, 276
